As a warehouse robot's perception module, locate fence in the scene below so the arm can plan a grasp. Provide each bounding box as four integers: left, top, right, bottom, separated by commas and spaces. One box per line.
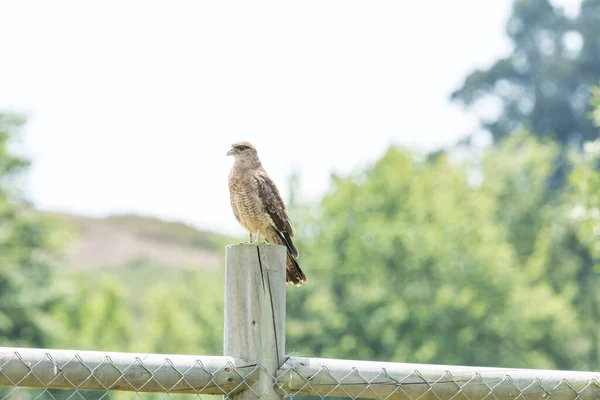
1, 244, 599, 400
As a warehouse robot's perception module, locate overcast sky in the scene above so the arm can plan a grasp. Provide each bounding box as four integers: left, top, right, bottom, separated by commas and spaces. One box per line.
0, 0, 581, 235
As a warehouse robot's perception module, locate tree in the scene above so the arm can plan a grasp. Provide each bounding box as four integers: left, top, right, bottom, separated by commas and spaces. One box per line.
286, 140, 586, 369
481, 133, 599, 369
138, 268, 223, 355
452, 0, 600, 146
0, 113, 67, 347
563, 90, 600, 368
51, 273, 135, 351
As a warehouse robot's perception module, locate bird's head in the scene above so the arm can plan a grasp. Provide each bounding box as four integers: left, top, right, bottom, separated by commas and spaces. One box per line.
226, 141, 259, 163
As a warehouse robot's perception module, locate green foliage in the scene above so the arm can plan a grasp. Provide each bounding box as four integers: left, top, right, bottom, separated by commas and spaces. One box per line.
287, 134, 595, 370
452, 0, 599, 145
51, 273, 135, 351
480, 132, 560, 261
567, 140, 600, 261
451, 0, 600, 367
52, 262, 224, 355
564, 94, 600, 367
0, 113, 68, 347
0, 114, 29, 189
138, 269, 223, 355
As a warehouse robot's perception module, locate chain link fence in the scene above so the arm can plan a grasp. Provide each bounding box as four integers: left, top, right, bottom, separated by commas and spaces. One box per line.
1, 348, 599, 400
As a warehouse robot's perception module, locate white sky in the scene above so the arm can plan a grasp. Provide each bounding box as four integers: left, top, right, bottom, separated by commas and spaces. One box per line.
0, 0, 582, 235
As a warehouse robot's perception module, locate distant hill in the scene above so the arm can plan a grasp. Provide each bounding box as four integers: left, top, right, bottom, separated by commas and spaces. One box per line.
46, 212, 236, 270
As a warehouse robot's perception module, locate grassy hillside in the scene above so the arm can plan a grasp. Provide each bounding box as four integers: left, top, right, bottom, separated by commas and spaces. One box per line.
45, 212, 236, 270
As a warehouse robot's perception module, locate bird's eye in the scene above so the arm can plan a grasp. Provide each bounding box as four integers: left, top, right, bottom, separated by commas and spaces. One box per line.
236, 145, 250, 151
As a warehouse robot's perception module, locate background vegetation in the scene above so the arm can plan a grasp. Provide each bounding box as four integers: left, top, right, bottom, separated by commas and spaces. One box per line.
1, 0, 600, 374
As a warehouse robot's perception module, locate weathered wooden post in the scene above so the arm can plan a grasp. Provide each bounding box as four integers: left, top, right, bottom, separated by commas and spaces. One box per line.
224, 244, 286, 400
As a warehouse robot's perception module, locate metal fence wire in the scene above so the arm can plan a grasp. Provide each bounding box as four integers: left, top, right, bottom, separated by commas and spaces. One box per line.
1, 348, 600, 400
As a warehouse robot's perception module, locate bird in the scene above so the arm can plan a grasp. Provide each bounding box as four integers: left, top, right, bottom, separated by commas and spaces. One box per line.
226, 141, 307, 286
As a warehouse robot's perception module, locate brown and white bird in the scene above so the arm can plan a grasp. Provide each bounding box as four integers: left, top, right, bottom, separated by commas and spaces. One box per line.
226, 141, 307, 286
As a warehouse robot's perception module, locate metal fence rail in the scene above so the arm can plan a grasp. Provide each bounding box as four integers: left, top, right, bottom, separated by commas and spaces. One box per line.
1, 347, 600, 400
0, 347, 259, 397
277, 356, 600, 400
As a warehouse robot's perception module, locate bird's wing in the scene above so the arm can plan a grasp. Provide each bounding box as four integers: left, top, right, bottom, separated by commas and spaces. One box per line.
255, 170, 299, 258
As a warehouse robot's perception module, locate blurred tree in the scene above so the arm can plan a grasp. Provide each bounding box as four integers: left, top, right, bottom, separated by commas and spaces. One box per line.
138, 269, 223, 355
286, 142, 585, 369
51, 273, 135, 351
480, 133, 599, 369
563, 89, 600, 368
0, 113, 67, 347
452, 0, 599, 146
48, 266, 224, 400
450, 0, 600, 365
479, 133, 560, 262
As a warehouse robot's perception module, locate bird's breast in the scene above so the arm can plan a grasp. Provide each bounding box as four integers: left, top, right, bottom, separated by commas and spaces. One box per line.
229, 169, 266, 226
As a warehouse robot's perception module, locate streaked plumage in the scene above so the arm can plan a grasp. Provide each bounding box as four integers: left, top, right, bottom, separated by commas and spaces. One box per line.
227, 141, 307, 286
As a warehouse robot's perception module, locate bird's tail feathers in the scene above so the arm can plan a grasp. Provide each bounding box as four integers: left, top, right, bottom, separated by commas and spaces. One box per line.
265, 228, 306, 286
286, 255, 307, 286
278, 230, 299, 258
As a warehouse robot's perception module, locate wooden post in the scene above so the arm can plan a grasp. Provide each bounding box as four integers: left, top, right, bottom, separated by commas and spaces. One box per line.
224, 244, 286, 400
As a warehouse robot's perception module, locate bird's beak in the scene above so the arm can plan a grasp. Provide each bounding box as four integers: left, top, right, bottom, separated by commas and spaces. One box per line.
226, 149, 234, 156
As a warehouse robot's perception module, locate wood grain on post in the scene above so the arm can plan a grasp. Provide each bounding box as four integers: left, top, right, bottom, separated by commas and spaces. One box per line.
224, 244, 286, 400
